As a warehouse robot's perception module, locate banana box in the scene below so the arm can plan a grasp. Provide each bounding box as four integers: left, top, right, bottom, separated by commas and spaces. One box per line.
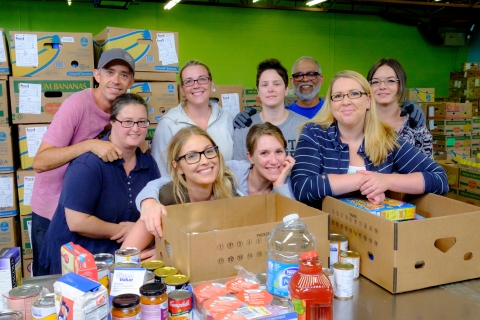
9, 76, 93, 124
20, 214, 32, 259
145, 123, 157, 153
243, 88, 262, 113
425, 102, 472, 119
18, 124, 49, 169
462, 62, 480, 71
466, 88, 480, 100
0, 217, 19, 251
467, 70, 480, 77
16, 169, 35, 216
450, 71, 466, 80
459, 168, 480, 195
433, 148, 470, 161
8, 31, 94, 77
471, 133, 480, 149
0, 126, 14, 173
0, 80, 9, 124
129, 82, 178, 123
403, 88, 435, 102
432, 134, 471, 155
449, 80, 467, 89
467, 77, 480, 89
0, 29, 10, 77
429, 119, 472, 134
94, 27, 179, 73
436, 159, 460, 188
22, 257, 32, 278
456, 189, 480, 206
469, 100, 479, 116
0, 173, 18, 217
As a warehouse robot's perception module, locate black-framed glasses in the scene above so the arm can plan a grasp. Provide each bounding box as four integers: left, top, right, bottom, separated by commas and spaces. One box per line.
175, 146, 219, 164
114, 119, 150, 128
369, 78, 399, 87
292, 71, 321, 81
182, 76, 210, 87
331, 90, 367, 101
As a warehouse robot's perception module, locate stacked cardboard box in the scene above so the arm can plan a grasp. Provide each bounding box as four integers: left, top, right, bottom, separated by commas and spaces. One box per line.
403, 88, 435, 103
448, 65, 480, 111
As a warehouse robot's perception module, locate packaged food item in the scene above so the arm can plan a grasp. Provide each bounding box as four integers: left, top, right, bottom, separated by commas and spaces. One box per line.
193, 283, 228, 304
0, 248, 22, 299
339, 251, 360, 279
111, 294, 141, 319
168, 290, 193, 319
203, 296, 243, 318
4, 285, 44, 320
164, 275, 189, 293
338, 197, 415, 221
60, 242, 98, 281
329, 234, 348, 268
0, 310, 23, 319
333, 262, 354, 299
32, 293, 56, 320
139, 283, 168, 320
153, 267, 178, 283
225, 278, 259, 294
141, 260, 165, 272
236, 290, 273, 307
115, 248, 140, 264
93, 253, 114, 266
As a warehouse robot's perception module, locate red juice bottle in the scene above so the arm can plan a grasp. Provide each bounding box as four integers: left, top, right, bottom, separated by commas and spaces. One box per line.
288, 250, 333, 320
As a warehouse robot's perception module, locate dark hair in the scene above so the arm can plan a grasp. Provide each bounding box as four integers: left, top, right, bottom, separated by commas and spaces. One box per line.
256, 59, 288, 88
367, 58, 407, 101
246, 122, 287, 155
180, 60, 212, 83
110, 93, 148, 121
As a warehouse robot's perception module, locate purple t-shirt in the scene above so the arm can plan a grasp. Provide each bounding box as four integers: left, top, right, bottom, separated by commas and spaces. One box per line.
31, 88, 111, 220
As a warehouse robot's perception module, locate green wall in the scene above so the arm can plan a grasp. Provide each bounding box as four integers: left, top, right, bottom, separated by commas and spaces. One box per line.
1, 1, 470, 97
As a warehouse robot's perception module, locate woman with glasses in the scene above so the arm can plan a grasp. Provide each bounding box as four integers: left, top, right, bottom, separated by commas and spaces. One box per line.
291, 70, 447, 206
38, 94, 160, 274
151, 60, 234, 176
367, 58, 433, 158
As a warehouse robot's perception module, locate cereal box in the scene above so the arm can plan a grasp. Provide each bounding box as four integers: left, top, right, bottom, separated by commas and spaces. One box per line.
338, 197, 416, 221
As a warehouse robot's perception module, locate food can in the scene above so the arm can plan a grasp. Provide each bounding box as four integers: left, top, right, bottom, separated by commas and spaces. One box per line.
0, 310, 23, 320
108, 262, 141, 289
164, 275, 189, 294
333, 262, 354, 299
145, 271, 155, 284
340, 250, 360, 279
32, 293, 56, 320
93, 253, 114, 266
255, 272, 267, 290
322, 267, 335, 289
168, 290, 192, 319
141, 260, 165, 271
154, 267, 178, 283
96, 261, 110, 291
115, 247, 140, 264
5, 285, 43, 320
329, 233, 348, 268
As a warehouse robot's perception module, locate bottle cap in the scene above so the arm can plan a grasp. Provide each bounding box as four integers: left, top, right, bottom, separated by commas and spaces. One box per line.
301, 250, 318, 260
283, 213, 299, 223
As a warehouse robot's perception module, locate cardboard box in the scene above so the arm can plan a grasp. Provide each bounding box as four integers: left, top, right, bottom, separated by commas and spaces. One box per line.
428, 119, 472, 134
323, 193, 480, 293
403, 88, 435, 102
0, 126, 15, 173
0, 29, 10, 76
466, 88, 480, 100
458, 168, 480, 195
0, 80, 9, 125
20, 215, 32, 259
0, 173, 17, 217
10, 77, 93, 124
472, 117, 480, 132
0, 247, 22, 296
471, 133, 480, 150
94, 27, 179, 73
436, 159, 460, 188
156, 194, 330, 283
462, 62, 480, 71
449, 71, 466, 80
467, 77, 480, 89
444, 187, 458, 200
455, 189, 480, 206
243, 88, 262, 113
467, 70, 480, 78
134, 72, 177, 82
432, 134, 471, 151
0, 216, 19, 251
433, 148, 470, 160
426, 102, 472, 119
181, 85, 244, 117
18, 124, 49, 169
145, 123, 157, 153
9, 31, 94, 77
130, 82, 178, 123
449, 80, 466, 89
468, 99, 479, 116
22, 257, 32, 278
17, 170, 35, 216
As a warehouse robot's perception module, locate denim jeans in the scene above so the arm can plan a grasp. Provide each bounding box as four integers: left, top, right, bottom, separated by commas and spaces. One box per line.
32, 212, 51, 276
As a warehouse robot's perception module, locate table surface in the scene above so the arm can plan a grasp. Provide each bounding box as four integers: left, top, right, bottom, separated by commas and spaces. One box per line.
24, 275, 480, 319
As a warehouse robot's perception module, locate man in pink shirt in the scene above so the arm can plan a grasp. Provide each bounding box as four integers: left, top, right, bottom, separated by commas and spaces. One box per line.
31, 48, 136, 276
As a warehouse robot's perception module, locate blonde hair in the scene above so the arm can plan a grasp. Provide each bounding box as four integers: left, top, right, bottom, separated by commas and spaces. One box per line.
167, 126, 236, 204
308, 70, 399, 166
246, 122, 287, 155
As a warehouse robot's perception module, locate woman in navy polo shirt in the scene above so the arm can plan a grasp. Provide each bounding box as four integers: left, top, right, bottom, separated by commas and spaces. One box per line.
291, 70, 447, 206
39, 94, 160, 274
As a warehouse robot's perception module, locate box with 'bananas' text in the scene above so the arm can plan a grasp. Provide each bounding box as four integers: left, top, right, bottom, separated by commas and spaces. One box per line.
429, 119, 472, 135
403, 88, 435, 102
18, 125, 49, 170
130, 82, 178, 123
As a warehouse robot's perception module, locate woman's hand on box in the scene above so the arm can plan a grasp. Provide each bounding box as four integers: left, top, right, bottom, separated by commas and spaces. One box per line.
357, 171, 389, 199
140, 198, 168, 238
111, 221, 135, 243
367, 192, 386, 205
140, 246, 157, 262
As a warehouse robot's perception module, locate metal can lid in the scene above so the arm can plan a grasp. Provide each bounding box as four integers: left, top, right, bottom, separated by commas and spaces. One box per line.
333, 262, 354, 270
164, 274, 189, 286
340, 250, 360, 258
93, 253, 114, 263
96, 261, 108, 272
330, 233, 348, 242
168, 289, 192, 300
322, 268, 334, 276
112, 294, 140, 309
9, 285, 43, 298
141, 260, 165, 271
109, 262, 141, 272
154, 267, 178, 277
32, 293, 55, 308
0, 310, 23, 320
140, 282, 167, 296
115, 247, 140, 256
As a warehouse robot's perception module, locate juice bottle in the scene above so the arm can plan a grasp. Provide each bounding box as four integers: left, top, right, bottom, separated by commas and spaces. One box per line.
289, 250, 333, 320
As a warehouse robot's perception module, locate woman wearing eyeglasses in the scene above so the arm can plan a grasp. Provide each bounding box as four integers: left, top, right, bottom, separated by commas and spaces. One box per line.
291, 70, 447, 206
151, 60, 234, 176
367, 59, 433, 158
38, 94, 160, 274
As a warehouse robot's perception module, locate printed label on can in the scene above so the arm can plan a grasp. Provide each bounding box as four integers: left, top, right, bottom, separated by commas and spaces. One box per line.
341, 257, 360, 278
333, 267, 354, 298
266, 259, 298, 297
168, 297, 192, 319
329, 241, 348, 268
115, 254, 140, 264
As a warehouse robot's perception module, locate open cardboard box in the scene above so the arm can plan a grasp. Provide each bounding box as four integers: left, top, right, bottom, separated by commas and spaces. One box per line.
322, 193, 480, 293
156, 194, 329, 283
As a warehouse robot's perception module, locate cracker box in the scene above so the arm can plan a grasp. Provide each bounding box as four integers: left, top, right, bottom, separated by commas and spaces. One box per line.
0, 80, 9, 124
61, 242, 98, 281
10, 77, 93, 124
94, 27, 179, 73
18, 124, 49, 169
428, 119, 472, 134
20, 214, 32, 259
9, 31, 94, 77
403, 88, 435, 102
0, 29, 10, 77
0, 173, 18, 217
17, 169, 35, 215
0, 216, 19, 251
156, 194, 329, 283
130, 82, 178, 123
0, 247, 22, 297
338, 197, 415, 221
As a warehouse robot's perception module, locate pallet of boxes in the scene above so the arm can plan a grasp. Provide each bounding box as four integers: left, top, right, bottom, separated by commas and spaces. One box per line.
7, 29, 96, 280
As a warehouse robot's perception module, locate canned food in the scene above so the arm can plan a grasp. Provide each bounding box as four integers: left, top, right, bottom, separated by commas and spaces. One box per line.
96, 261, 110, 292
339, 250, 360, 279
333, 262, 354, 299
94, 253, 114, 266
141, 260, 165, 271
5, 285, 43, 320
164, 275, 189, 294
322, 267, 335, 289
329, 233, 348, 268
168, 290, 192, 319
108, 262, 141, 289
32, 293, 56, 320
154, 267, 178, 283
0, 310, 23, 320
145, 271, 155, 284
115, 247, 140, 264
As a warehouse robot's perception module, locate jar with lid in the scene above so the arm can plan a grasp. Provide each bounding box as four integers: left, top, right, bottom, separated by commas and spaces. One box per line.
139, 283, 168, 320
111, 294, 141, 319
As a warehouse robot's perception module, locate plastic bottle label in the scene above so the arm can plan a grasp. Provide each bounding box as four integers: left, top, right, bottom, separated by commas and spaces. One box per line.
266, 259, 298, 297
292, 299, 307, 320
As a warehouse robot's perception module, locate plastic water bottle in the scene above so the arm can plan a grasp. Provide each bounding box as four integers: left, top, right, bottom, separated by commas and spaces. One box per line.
266, 213, 316, 298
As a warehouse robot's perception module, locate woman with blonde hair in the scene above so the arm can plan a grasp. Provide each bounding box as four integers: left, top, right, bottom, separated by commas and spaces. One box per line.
291, 70, 447, 205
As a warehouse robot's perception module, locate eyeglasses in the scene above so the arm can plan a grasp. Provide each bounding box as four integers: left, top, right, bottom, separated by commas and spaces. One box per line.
175, 146, 219, 164
292, 71, 321, 81
369, 78, 399, 87
182, 76, 210, 87
331, 90, 367, 101
114, 119, 150, 128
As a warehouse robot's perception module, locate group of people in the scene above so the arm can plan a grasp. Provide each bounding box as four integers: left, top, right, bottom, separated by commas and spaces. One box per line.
31, 48, 448, 275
